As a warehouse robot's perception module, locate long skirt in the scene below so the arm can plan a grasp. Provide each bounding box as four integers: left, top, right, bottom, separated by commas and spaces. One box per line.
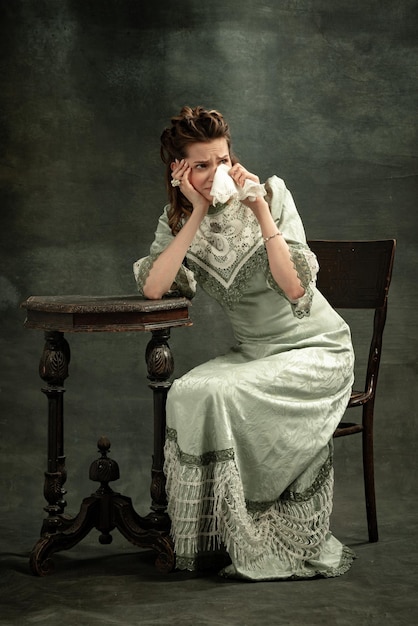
164, 341, 355, 581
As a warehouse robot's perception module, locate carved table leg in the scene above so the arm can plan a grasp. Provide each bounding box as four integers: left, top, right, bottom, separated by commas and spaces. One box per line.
145, 328, 174, 530
30, 331, 73, 574
39, 331, 71, 532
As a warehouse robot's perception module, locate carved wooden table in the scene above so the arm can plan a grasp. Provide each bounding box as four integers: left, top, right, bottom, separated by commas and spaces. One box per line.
21, 295, 192, 576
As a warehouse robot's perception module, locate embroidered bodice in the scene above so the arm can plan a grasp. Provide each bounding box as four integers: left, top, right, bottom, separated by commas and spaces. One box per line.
133, 176, 319, 318
185, 197, 267, 309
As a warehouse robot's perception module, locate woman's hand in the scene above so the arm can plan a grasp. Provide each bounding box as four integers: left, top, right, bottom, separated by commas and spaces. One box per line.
228, 163, 260, 187
228, 163, 269, 218
171, 159, 209, 214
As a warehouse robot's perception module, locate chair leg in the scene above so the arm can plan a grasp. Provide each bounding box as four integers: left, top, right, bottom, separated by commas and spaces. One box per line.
362, 417, 378, 542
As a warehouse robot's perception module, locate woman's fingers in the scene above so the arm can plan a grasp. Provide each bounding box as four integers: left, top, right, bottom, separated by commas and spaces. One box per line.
171, 161, 202, 204
172, 158, 189, 181
229, 163, 260, 186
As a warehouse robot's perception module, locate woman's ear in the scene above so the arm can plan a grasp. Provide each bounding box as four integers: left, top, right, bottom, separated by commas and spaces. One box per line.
170, 159, 179, 172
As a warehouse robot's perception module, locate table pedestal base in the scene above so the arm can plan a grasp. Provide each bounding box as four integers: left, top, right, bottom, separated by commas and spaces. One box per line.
30, 437, 175, 575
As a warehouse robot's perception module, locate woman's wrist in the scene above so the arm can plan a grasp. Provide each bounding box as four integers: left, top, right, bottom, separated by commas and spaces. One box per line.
247, 196, 270, 220
263, 231, 282, 244
257, 204, 278, 234
191, 200, 209, 219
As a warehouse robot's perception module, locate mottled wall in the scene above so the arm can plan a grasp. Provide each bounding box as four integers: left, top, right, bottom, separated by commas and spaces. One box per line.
1, 0, 417, 536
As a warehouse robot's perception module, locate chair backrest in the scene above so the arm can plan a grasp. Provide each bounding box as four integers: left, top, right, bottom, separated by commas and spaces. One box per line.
307, 239, 396, 400
307, 240, 396, 310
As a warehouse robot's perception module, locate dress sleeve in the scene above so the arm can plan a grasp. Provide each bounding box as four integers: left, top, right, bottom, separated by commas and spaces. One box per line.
133, 205, 197, 299
264, 176, 319, 318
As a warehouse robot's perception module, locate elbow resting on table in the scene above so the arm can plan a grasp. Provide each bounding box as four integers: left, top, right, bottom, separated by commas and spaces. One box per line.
143, 284, 166, 300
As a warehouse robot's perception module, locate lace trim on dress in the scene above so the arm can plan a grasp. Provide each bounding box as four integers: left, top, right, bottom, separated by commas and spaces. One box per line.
186, 246, 267, 309
133, 255, 155, 296
265, 243, 319, 318
165, 427, 235, 465
185, 197, 267, 309
164, 430, 347, 578
319, 544, 357, 580
133, 254, 197, 299
281, 449, 333, 502
246, 448, 334, 513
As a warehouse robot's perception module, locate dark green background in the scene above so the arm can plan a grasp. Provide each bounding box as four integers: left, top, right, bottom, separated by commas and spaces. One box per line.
1, 0, 416, 542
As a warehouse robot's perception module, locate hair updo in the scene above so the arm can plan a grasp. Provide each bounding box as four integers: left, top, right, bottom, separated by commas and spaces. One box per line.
160, 106, 236, 234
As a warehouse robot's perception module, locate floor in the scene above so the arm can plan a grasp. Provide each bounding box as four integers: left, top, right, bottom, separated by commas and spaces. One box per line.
1, 474, 417, 626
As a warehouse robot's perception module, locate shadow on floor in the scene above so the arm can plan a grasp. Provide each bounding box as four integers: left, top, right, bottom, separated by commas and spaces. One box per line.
1, 494, 417, 626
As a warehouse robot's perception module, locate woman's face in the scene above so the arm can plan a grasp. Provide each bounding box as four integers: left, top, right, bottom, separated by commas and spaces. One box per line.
185, 138, 231, 202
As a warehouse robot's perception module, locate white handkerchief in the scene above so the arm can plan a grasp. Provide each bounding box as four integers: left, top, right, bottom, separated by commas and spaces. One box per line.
210, 164, 266, 205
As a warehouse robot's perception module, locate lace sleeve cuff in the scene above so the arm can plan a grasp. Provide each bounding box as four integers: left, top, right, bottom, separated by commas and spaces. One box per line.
266, 243, 319, 318
133, 255, 197, 299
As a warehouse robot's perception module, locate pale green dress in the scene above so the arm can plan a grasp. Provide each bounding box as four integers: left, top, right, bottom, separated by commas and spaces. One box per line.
134, 176, 355, 581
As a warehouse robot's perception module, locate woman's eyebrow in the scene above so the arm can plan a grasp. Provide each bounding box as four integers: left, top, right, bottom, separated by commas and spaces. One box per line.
192, 155, 229, 164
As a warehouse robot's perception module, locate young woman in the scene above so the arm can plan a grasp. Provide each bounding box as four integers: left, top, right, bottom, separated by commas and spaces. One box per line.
134, 106, 355, 581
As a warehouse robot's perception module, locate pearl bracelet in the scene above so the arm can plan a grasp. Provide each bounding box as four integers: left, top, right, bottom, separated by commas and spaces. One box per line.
263, 231, 282, 244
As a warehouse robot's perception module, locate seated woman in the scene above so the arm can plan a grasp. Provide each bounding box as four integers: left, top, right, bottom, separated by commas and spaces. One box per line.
133, 106, 355, 581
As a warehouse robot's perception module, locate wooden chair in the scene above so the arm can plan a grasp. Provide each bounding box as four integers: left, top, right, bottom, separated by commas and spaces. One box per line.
307, 239, 396, 542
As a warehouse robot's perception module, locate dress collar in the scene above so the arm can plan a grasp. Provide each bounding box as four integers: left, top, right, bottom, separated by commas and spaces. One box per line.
207, 197, 239, 216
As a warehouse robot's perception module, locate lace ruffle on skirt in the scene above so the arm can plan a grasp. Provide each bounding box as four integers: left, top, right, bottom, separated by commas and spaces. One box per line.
164, 432, 355, 580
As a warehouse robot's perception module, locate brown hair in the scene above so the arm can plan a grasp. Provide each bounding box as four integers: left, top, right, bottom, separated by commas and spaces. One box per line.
160, 106, 236, 234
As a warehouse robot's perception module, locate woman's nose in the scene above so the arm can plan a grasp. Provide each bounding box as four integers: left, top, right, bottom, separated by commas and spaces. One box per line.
208, 164, 217, 181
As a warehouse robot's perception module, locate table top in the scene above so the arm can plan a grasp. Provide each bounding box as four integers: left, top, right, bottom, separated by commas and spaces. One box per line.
21, 294, 192, 332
